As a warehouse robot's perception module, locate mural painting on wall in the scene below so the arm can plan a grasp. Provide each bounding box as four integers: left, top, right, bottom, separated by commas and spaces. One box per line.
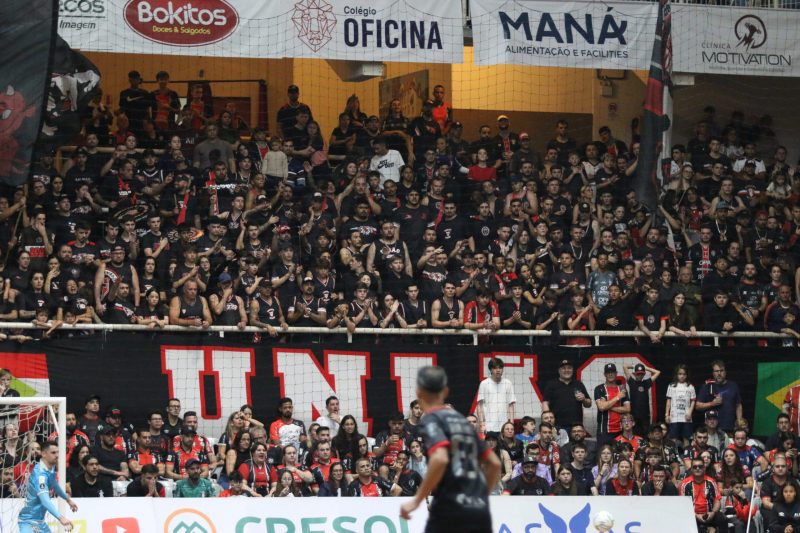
379, 70, 429, 122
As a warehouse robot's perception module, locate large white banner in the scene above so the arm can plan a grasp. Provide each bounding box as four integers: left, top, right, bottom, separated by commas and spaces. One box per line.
57, 0, 463, 63
5, 495, 697, 532
673, 4, 799, 77
470, 0, 658, 69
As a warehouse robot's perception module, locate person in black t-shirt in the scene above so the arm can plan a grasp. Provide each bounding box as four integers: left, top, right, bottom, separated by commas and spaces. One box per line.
400, 367, 500, 533
635, 286, 667, 344
596, 284, 634, 344
70, 454, 114, 497
502, 455, 549, 495
119, 71, 152, 134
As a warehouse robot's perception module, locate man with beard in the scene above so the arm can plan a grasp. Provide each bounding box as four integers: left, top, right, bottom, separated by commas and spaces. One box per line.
542, 360, 592, 430
503, 455, 549, 496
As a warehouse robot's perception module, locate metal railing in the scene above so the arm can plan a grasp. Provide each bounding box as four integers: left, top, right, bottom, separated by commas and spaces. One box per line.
1, 322, 791, 347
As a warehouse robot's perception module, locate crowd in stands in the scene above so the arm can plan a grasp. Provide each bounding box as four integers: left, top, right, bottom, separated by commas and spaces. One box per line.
0, 71, 795, 345
2, 358, 800, 533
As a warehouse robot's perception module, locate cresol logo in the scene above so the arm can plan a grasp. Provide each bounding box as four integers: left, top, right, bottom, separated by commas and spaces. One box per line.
124, 0, 239, 46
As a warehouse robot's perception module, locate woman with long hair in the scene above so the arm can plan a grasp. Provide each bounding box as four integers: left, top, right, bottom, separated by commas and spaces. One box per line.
217, 410, 245, 461
239, 404, 264, 430
768, 482, 800, 532
665, 364, 696, 447
342, 94, 367, 130
225, 430, 252, 478
317, 461, 346, 497
605, 458, 640, 495
523, 262, 549, 306
66, 443, 91, 490
239, 442, 270, 497
271, 468, 303, 497
591, 444, 618, 495
498, 421, 523, 465
0, 422, 26, 468
407, 439, 427, 478
485, 434, 512, 494
550, 466, 588, 495
136, 288, 169, 328
332, 415, 360, 464
717, 448, 752, 491
667, 292, 698, 344
270, 444, 313, 494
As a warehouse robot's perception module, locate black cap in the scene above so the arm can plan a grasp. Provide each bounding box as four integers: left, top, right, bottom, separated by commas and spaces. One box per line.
105, 407, 122, 418
559, 359, 573, 367
634, 363, 646, 374
705, 410, 719, 419
85, 394, 101, 404
180, 426, 197, 437
184, 458, 201, 468
101, 426, 117, 435
522, 455, 538, 464
258, 278, 273, 289
603, 363, 617, 374
417, 366, 448, 393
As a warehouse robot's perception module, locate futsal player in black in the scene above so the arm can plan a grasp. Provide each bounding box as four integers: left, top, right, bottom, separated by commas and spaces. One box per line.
400, 366, 501, 533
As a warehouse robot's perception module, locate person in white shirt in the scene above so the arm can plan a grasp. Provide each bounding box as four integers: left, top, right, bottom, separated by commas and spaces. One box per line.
369, 136, 404, 187
315, 395, 341, 435
476, 357, 517, 436
665, 364, 696, 447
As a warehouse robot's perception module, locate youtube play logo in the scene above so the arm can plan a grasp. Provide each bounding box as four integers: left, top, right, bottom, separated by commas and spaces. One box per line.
102, 517, 140, 533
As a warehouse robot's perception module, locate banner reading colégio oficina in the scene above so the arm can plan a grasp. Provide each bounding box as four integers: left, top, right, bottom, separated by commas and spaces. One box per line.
57, 0, 464, 63
469, 0, 658, 69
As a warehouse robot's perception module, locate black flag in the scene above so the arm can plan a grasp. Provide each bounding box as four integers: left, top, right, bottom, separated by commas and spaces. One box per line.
40, 35, 102, 147
0, 0, 57, 185
635, 0, 673, 212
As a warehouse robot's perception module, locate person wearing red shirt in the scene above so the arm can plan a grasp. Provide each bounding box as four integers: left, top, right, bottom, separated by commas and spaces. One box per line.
680, 458, 725, 531
594, 363, 631, 448
614, 414, 647, 455
127, 428, 164, 477
310, 441, 340, 493
238, 442, 271, 496
429, 85, 452, 134
171, 411, 218, 473
269, 398, 306, 449
464, 290, 500, 338
468, 148, 498, 184
165, 427, 209, 481
784, 383, 800, 436
218, 471, 251, 497
374, 413, 407, 478
345, 457, 398, 496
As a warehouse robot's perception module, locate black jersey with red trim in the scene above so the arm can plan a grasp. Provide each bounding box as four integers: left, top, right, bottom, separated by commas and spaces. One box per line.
594, 382, 629, 434
420, 406, 492, 530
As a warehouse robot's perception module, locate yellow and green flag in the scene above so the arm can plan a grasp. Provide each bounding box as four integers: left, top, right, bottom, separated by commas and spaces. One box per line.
755, 362, 800, 436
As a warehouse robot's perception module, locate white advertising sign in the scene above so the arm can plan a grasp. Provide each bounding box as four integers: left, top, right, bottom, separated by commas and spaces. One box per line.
673, 4, 799, 77
470, 0, 658, 69
57, 0, 463, 63
5, 495, 698, 532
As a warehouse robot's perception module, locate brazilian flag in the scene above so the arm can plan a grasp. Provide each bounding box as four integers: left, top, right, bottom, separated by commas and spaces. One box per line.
755, 362, 800, 436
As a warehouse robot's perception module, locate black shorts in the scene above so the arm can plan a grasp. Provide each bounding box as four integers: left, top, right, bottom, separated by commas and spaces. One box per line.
425, 513, 492, 533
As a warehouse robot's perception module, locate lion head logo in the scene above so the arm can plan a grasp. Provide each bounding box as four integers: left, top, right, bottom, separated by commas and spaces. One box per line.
292, 0, 337, 52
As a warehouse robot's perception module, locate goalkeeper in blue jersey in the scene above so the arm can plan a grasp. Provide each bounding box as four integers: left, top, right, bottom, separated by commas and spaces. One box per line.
18, 440, 78, 533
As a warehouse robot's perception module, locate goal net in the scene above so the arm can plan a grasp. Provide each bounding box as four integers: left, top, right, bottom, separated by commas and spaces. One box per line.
0, 397, 67, 533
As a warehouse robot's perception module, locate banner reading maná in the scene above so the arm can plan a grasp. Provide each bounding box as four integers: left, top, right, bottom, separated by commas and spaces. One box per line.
58, 0, 464, 63
470, 0, 658, 69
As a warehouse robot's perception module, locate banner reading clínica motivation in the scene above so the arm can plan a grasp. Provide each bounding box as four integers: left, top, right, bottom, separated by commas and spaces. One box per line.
0, 0, 57, 186
4, 495, 698, 532
57, 0, 463, 63
672, 4, 800, 77
469, 0, 658, 69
